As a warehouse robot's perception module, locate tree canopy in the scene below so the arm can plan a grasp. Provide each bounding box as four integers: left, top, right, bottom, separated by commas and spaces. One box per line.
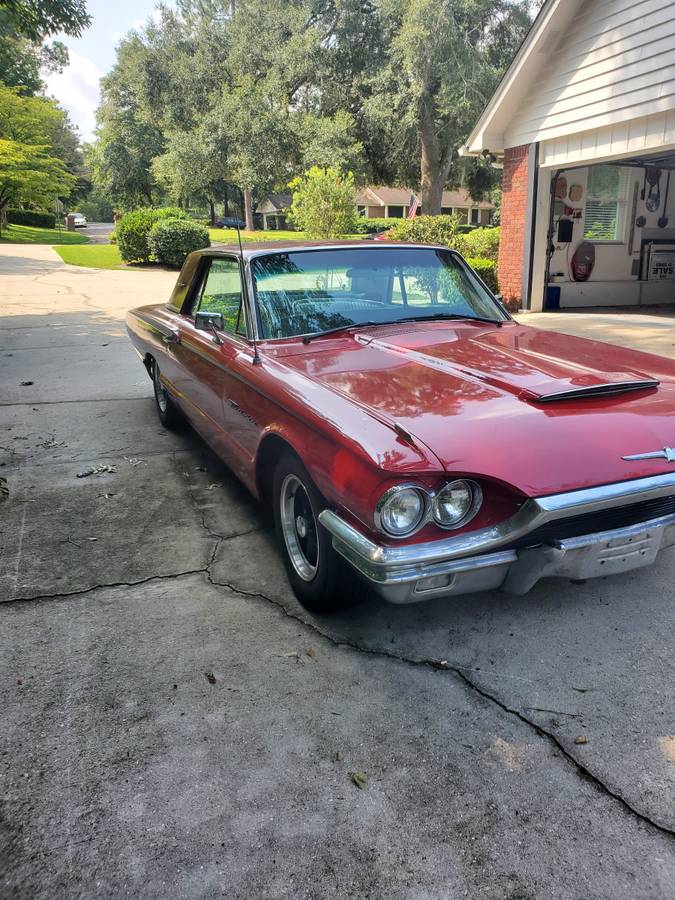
91, 0, 536, 219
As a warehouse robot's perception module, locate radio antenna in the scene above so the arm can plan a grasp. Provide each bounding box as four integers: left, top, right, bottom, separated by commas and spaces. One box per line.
236, 222, 261, 365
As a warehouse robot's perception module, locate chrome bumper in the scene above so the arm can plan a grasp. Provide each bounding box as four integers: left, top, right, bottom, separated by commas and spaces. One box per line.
318, 472, 675, 604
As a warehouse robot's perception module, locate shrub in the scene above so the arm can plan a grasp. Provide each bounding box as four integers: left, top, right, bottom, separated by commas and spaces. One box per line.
7, 208, 56, 228
385, 214, 459, 246
456, 226, 500, 262
108, 230, 117, 244
289, 166, 358, 238
352, 217, 402, 235
116, 207, 189, 263
148, 217, 210, 268
466, 257, 498, 293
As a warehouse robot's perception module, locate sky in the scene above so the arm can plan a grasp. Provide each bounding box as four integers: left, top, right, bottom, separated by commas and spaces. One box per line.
44, 0, 170, 143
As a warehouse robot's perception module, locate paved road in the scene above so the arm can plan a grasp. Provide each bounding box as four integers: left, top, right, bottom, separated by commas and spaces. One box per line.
1, 245, 674, 899
79, 220, 114, 244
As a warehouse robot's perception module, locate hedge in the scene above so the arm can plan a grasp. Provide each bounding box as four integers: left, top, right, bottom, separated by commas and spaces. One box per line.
385, 214, 458, 245
7, 208, 56, 229
457, 227, 500, 262
148, 217, 210, 268
116, 207, 189, 263
353, 217, 403, 235
466, 257, 498, 293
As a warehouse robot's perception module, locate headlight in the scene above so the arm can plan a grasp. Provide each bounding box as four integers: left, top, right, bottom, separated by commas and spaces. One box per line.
432, 479, 481, 528
376, 485, 426, 537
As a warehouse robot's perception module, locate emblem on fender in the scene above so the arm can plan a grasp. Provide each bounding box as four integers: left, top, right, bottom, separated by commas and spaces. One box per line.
622, 447, 675, 463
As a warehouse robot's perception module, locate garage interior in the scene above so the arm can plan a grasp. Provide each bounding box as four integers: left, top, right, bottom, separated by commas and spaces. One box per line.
541, 151, 675, 310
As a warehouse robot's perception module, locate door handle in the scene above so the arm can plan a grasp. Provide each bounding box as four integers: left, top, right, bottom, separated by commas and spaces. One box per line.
162, 330, 180, 345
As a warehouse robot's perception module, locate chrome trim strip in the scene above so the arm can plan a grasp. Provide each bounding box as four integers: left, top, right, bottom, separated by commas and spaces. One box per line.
319, 470, 675, 573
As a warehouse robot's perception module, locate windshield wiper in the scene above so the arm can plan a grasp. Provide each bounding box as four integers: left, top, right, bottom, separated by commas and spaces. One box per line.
390, 313, 503, 327
302, 321, 383, 343
302, 312, 503, 343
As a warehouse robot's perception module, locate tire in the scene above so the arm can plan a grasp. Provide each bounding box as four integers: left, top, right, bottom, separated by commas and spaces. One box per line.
272, 453, 364, 613
151, 358, 182, 430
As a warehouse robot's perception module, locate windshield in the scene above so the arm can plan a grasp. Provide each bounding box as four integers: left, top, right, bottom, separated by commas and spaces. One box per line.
250, 247, 506, 339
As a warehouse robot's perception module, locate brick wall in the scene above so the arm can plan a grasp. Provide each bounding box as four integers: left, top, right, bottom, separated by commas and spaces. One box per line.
497, 143, 531, 309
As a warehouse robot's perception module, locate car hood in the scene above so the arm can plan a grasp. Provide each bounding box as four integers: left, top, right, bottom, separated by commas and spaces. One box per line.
274, 321, 675, 496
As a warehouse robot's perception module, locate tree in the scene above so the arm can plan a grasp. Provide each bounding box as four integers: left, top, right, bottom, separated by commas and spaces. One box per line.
0, 0, 90, 94
289, 166, 357, 238
368, 0, 533, 213
0, 0, 90, 42
0, 85, 75, 229
152, 126, 229, 224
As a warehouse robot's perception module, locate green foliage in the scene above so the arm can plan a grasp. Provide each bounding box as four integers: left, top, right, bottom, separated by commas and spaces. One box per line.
456, 227, 500, 263
7, 207, 56, 227
289, 167, 358, 238
465, 257, 498, 293
386, 214, 459, 246
116, 206, 188, 263
352, 217, 403, 235
0, 1, 91, 43
148, 217, 210, 268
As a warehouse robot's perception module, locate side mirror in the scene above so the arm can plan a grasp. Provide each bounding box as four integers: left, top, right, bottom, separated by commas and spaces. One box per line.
195, 310, 224, 333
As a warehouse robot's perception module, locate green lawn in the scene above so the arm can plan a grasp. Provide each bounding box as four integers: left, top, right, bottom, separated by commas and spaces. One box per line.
208, 227, 309, 243
54, 243, 126, 269
0, 224, 90, 244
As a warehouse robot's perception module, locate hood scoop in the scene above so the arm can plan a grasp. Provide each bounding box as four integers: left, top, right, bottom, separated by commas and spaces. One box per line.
525, 379, 660, 403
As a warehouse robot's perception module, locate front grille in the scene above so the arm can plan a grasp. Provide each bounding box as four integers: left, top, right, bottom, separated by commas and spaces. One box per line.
513, 495, 675, 548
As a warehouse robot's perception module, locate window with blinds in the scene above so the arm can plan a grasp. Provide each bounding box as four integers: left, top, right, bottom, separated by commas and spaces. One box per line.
583, 166, 630, 242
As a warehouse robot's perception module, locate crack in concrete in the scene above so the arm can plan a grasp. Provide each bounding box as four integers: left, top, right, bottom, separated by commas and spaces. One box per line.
204, 569, 675, 840
5, 438, 672, 840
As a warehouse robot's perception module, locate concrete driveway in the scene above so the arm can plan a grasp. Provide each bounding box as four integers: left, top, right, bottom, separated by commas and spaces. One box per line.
1, 245, 673, 899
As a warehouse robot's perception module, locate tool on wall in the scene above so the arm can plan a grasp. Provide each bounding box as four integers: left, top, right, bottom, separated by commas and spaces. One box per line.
628, 181, 639, 255
645, 167, 662, 212
658, 172, 671, 228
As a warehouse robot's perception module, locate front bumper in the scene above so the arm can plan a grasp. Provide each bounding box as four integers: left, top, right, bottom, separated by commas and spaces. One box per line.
318, 472, 675, 603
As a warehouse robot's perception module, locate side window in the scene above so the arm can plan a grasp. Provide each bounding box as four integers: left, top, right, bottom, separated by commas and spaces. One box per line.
195, 257, 245, 335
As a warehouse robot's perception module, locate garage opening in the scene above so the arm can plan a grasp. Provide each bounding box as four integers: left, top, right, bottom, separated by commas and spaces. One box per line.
542, 151, 675, 311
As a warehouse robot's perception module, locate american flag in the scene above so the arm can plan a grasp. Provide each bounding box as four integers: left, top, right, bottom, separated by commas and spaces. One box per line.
407, 192, 420, 218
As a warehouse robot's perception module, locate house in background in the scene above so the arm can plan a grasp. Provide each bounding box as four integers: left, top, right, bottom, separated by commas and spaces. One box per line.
256, 186, 495, 230
256, 194, 292, 230
355, 186, 494, 225
463, 0, 675, 311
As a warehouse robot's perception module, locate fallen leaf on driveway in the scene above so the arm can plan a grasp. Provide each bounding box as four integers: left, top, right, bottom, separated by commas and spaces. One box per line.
124, 456, 145, 467
349, 772, 368, 790
205, 671, 216, 685
206, 482, 222, 491
20, 381, 34, 386
77, 464, 117, 478
574, 735, 588, 745
335, 751, 344, 762
306, 648, 317, 660
0, 477, 8, 499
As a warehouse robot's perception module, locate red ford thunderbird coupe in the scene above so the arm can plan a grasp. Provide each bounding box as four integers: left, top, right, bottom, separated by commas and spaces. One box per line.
127, 241, 675, 611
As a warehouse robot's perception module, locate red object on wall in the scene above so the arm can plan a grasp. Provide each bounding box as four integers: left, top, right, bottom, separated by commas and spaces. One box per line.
571, 241, 595, 282
497, 143, 532, 308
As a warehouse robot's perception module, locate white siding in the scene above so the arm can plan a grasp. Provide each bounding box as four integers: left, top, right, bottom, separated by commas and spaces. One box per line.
504, 0, 675, 149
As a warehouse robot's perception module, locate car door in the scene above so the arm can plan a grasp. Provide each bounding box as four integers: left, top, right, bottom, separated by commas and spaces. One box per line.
173, 255, 250, 459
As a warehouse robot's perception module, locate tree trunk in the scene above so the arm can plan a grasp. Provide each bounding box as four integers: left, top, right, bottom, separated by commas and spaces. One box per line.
243, 188, 254, 231
208, 199, 216, 226
223, 185, 230, 218
419, 96, 453, 215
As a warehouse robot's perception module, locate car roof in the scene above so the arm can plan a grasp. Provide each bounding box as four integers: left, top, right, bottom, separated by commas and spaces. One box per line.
200, 239, 451, 260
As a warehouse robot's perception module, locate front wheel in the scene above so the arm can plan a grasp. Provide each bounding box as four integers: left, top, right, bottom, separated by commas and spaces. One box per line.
151, 358, 182, 430
272, 453, 364, 614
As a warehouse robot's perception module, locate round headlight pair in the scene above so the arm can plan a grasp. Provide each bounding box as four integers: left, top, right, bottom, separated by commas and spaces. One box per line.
375, 480, 481, 538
